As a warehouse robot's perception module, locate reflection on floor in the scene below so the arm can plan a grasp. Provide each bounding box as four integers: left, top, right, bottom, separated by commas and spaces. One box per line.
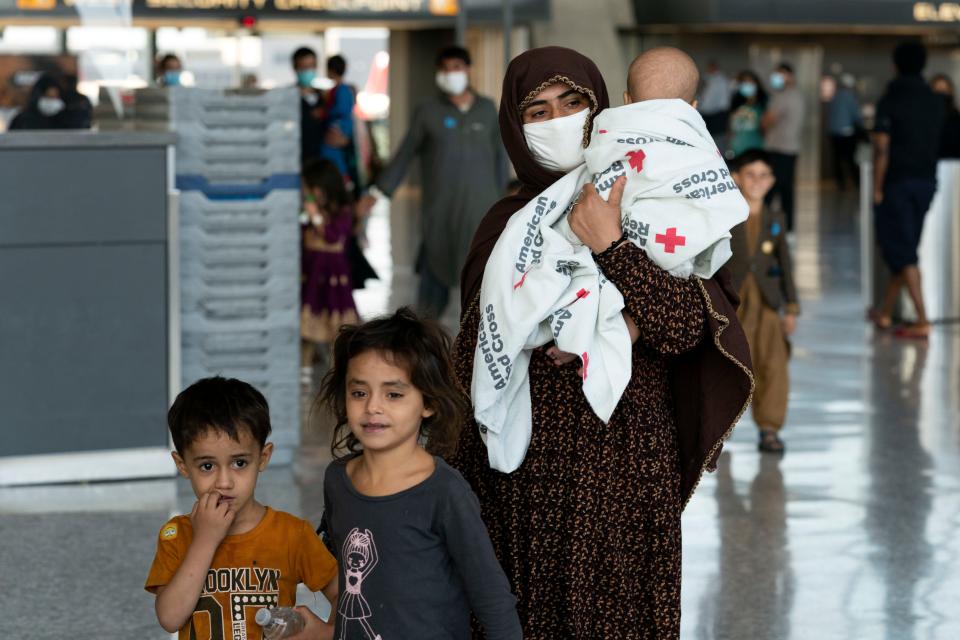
681, 185, 960, 639
2, 188, 959, 639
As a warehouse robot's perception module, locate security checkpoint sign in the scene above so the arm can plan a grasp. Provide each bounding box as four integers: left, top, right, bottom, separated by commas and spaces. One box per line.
0, 0, 549, 21
16, 0, 57, 10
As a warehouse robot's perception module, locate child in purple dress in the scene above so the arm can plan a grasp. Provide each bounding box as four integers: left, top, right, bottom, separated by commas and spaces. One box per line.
300, 159, 359, 379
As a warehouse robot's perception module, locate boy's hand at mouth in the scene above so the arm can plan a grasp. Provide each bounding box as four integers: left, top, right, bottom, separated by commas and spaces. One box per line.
190, 489, 236, 546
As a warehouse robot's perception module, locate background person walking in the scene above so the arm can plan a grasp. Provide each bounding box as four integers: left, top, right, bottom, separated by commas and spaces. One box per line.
699, 60, 732, 153
356, 46, 506, 318
727, 70, 768, 158
762, 63, 805, 231
827, 73, 864, 191
869, 42, 945, 339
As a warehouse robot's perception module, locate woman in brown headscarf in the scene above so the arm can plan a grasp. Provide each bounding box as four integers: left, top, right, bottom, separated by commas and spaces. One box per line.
451, 47, 753, 638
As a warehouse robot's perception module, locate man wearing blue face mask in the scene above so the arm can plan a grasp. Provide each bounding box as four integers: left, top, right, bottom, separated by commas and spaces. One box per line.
355, 45, 506, 318
293, 46, 326, 165
762, 63, 804, 231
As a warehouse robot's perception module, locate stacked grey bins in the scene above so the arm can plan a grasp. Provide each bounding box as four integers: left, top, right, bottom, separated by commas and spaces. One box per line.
136, 87, 301, 463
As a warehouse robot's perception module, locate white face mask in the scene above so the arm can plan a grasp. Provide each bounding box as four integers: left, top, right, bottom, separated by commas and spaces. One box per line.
38, 97, 65, 117
522, 108, 590, 173
436, 70, 469, 95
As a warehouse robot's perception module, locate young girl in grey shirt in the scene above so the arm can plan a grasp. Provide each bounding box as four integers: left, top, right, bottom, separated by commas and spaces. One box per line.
291, 308, 521, 640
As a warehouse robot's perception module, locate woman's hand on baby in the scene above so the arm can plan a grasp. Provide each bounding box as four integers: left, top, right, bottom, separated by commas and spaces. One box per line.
568, 175, 626, 254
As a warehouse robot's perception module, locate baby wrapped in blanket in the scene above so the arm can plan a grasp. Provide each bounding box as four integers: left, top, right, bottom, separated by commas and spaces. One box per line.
473, 48, 749, 473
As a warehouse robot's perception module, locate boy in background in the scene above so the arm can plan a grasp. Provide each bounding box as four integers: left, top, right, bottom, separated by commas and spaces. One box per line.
145, 376, 338, 639
728, 149, 799, 454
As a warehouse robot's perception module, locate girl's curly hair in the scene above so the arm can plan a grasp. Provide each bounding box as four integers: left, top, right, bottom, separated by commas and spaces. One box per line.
316, 307, 469, 460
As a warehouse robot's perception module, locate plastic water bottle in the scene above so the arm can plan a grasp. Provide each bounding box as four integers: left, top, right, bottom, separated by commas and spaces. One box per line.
255, 606, 305, 639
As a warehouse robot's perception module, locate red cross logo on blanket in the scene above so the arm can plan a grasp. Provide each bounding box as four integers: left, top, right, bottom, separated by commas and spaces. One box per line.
626, 149, 646, 173
513, 271, 529, 290
563, 287, 591, 308
655, 227, 686, 254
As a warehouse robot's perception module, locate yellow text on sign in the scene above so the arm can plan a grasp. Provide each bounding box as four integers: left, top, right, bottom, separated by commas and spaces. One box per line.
914, 2, 960, 21
16, 0, 57, 10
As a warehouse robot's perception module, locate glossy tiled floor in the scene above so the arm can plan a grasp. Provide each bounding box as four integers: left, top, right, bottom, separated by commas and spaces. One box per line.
680, 186, 960, 640
2, 188, 958, 639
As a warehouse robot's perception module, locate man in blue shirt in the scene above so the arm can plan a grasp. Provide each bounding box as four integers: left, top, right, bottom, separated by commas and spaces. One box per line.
317, 54, 356, 181
828, 73, 863, 191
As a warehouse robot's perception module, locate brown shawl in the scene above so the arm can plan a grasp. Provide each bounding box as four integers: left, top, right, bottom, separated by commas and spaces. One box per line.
460, 46, 610, 305
459, 46, 754, 507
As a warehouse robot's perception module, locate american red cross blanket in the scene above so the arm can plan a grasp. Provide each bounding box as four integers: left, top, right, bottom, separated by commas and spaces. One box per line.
473, 99, 747, 473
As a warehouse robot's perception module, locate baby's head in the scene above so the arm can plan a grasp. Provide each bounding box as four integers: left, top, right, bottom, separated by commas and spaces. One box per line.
625, 47, 700, 107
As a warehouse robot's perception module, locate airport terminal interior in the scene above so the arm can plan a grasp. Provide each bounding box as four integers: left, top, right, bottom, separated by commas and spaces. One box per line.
1, 1, 959, 638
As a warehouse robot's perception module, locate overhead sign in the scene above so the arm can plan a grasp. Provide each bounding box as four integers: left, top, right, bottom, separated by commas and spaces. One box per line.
915, 2, 960, 21
633, 0, 955, 26
2, 0, 548, 21
16, 0, 58, 9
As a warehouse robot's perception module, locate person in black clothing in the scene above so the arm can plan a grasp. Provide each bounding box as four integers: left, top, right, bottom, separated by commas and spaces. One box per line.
293, 46, 324, 164
930, 73, 960, 159
60, 74, 92, 129
9, 74, 67, 131
869, 42, 945, 339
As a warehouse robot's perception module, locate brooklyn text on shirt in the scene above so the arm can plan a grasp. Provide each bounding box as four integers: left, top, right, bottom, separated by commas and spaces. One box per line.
203, 567, 281, 595
478, 304, 511, 390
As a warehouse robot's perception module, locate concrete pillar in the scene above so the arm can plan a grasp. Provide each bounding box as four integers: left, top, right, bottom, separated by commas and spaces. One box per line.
530, 0, 635, 101
466, 25, 530, 106
385, 29, 451, 310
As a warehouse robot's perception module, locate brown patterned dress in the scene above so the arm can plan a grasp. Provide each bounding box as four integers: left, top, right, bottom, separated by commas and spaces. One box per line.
451, 242, 708, 639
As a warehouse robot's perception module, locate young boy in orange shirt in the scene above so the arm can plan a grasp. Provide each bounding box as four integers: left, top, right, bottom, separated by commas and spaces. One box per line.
145, 377, 338, 639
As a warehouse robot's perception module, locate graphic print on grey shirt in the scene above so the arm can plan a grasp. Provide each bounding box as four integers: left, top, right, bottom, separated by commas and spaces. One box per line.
322, 456, 521, 640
